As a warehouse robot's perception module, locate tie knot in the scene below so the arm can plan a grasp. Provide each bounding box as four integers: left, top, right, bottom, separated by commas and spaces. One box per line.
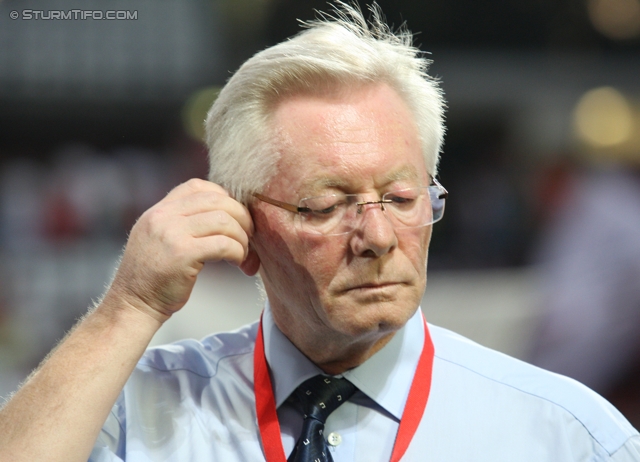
294, 375, 356, 423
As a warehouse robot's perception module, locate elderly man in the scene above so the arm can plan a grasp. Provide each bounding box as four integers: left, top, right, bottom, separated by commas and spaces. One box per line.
1, 3, 639, 461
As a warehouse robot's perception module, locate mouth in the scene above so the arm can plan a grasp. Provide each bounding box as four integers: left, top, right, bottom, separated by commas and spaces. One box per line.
346, 282, 403, 291
340, 281, 407, 303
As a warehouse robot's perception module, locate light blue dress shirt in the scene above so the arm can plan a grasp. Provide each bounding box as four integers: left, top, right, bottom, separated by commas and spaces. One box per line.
90, 303, 640, 461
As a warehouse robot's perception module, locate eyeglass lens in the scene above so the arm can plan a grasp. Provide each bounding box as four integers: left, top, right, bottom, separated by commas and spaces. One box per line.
297, 185, 446, 235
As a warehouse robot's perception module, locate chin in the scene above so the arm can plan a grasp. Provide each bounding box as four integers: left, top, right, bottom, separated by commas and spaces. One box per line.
330, 296, 419, 338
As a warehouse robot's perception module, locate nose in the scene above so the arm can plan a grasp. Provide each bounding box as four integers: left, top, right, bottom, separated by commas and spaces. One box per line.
349, 202, 398, 257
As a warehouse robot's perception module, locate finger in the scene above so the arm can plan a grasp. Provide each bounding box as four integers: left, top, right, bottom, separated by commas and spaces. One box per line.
163, 178, 229, 202
167, 191, 254, 237
185, 210, 250, 250
170, 192, 251, 228
191, 234, 248, 267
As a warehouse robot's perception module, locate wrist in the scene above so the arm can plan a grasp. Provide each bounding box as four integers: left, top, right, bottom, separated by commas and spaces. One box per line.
95, 288, 169, 333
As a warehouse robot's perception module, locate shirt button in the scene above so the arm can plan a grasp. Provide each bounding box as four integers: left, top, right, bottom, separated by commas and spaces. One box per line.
327, 432, 342, 446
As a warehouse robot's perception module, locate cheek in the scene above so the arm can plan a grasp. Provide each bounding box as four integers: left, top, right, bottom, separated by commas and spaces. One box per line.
297, 235, 348, 286
252, 207, 345, 293
252, 208, 299, 283
397, 227, 431, 272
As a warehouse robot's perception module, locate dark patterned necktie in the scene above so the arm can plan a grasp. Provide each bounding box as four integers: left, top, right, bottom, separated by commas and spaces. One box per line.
287, 375, 357, 462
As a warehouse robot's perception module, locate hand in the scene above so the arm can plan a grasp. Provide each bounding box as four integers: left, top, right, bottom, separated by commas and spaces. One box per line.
105, 179, 260, 322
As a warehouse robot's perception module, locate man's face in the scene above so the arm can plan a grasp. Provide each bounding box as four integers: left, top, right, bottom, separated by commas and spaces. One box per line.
251, 83, 432, 356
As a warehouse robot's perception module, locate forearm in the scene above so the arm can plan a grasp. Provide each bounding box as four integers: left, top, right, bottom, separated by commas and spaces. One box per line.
0, 294, 162, 462
0, 179, 256, 461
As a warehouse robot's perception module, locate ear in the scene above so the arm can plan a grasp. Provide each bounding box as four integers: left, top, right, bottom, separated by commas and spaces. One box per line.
239, 246, 261, 276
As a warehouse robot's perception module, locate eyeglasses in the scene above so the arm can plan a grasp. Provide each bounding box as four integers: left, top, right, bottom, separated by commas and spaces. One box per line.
253, 177, 448, 236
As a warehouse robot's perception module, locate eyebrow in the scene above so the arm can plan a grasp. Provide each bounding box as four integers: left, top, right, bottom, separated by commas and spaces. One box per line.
302, 165, 422, 195
386, 165, 420, 182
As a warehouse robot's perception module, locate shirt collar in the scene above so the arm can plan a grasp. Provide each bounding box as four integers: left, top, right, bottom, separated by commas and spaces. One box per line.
262, 301, 425, 420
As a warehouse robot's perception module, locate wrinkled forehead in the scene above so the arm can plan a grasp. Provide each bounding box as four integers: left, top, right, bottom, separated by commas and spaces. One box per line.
268, 81, 420, 142
263, 76, 420, 136
263, 83, 428, 197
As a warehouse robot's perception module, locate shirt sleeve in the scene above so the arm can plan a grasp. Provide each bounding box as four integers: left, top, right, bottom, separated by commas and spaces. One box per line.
88, 404, 126, 462
610, 435, 640, 462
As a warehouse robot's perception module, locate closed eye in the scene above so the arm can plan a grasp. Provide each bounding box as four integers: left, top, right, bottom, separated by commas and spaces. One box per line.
314, 204, 339, 214
388, 195, 414, 204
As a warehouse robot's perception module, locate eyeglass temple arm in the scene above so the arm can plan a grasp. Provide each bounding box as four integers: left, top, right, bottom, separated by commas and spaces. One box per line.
430, 176, 449, 200
253, 193, 311, 214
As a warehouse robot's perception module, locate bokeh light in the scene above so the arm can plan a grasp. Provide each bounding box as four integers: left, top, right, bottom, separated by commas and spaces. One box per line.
587, 0, 640, 40
573, 86, 634, 148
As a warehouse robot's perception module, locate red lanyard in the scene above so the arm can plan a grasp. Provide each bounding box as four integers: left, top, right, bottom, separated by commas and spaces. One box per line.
253, 313, 435, 462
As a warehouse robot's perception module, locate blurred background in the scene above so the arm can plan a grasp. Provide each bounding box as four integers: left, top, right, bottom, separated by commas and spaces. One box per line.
1, 0, 639, 428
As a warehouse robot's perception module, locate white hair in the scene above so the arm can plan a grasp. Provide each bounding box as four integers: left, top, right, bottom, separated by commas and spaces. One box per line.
205, 1, 446, 204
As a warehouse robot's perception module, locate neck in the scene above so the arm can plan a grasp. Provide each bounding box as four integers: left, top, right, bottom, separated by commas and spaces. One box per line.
312, 332, 396, 375
271, 308, 397, 375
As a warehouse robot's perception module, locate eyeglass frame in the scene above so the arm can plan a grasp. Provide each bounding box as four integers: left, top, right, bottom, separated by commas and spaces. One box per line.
252, 175, 448, 230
